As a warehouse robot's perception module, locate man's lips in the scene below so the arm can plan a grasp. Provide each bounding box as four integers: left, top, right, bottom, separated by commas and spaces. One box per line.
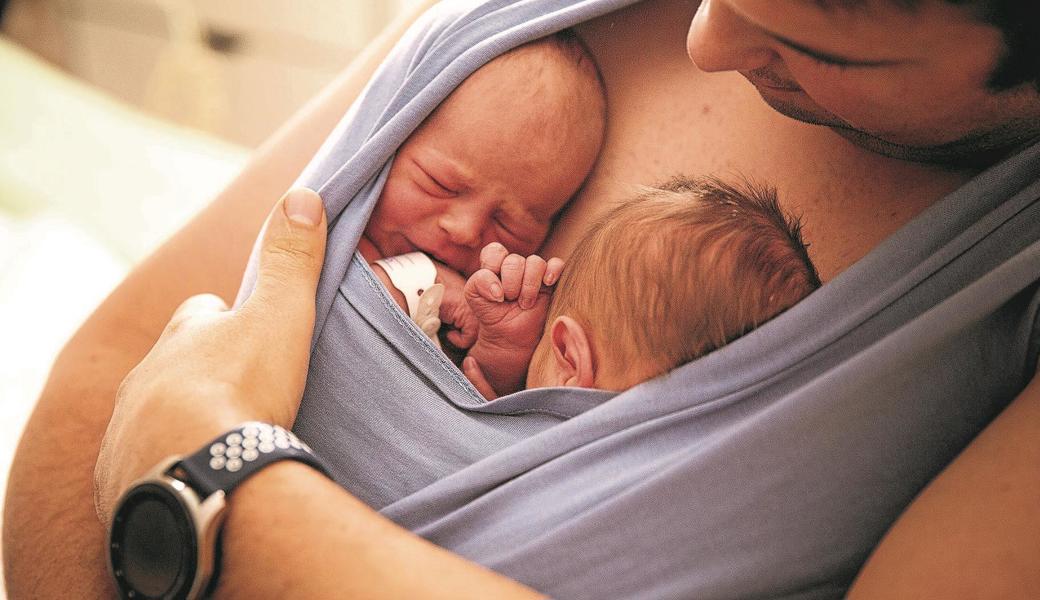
741, 70, 803, 92
750, 78, 803, 92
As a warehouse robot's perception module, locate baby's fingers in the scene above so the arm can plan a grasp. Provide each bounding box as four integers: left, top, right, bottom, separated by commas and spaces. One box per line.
544, 257, 564, 286
479, 243, 509, 273
465, 269, 505, 303
446, 326, 477, 350
499, 254, 526, 301
519, 255, 547, 310
463, 357, 499, 400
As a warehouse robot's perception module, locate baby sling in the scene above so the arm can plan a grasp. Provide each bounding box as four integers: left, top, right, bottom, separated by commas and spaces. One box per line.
237, 1, 1040, 597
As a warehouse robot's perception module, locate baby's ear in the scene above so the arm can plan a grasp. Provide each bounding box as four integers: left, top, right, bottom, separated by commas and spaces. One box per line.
549, 316, 595, 388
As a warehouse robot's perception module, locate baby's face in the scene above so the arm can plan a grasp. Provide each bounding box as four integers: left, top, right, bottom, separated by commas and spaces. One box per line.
365, 66, 601, 275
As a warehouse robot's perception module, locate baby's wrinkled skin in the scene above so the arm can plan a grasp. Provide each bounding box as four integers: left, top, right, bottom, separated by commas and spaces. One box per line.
364, 239, 560, 392
457, 243, 564, 398
359, 34, 604, 373
358, 35, 604, 276
359, 236, 480, 351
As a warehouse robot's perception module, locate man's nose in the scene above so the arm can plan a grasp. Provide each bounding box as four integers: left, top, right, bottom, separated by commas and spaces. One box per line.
687, 0, 776, 73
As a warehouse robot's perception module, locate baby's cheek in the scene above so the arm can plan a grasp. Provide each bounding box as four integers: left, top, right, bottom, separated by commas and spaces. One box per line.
461, 249, 484, 276
517, 229, 550, 255
492, 230, 542, 256
370, 194, 404, 228
373, 173, 423, 224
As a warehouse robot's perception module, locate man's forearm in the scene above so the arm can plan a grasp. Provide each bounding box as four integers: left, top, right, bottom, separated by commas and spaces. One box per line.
2, 138, 308, 598
1, 343, 126, 597
216, 462, 541, 599
2, 3, 438, 594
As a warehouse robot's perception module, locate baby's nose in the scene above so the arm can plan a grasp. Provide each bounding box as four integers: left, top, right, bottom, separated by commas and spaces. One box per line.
441, 212, 483, 248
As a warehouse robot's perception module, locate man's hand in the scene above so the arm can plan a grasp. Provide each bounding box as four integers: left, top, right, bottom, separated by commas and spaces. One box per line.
93, 188, 328, 525
462, 243, 564, 399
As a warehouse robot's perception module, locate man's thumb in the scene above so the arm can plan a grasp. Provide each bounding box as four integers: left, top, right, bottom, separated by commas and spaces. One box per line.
244, 188, 327, 322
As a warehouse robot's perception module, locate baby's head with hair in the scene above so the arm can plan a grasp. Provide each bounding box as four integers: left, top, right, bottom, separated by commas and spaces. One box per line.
526, 176, 821, 391
363, 30, 607, 275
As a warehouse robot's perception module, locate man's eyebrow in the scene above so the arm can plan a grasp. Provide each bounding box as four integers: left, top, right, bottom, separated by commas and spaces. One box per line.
765, 31, 901, 67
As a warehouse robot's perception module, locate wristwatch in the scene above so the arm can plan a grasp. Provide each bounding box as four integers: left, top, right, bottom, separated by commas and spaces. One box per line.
107, 422, 331, 599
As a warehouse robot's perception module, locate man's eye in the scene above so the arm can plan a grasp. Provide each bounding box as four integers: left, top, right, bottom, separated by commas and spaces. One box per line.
808, 54, 853, 71
792, 47, 897, 71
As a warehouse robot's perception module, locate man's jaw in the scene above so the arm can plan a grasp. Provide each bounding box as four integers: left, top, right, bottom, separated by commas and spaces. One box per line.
739, 69, 1035, 168
740, 70, 853, 130
830, 126, 1038, 169
757, 86, 1034, 166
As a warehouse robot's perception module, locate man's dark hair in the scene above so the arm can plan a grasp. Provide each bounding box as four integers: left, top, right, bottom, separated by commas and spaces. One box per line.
818, 1, 1040, 91
963, 1, 1040, 91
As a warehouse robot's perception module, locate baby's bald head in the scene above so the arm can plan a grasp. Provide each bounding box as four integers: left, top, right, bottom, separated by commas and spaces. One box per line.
441, 30, 607, 196
367, 30, 607, 275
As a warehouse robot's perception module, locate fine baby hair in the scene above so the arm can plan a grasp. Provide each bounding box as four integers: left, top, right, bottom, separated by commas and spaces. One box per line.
543, 175, 821, 383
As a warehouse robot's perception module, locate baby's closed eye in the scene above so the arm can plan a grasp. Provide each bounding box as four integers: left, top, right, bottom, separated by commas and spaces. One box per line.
494, 214, 548, 252
416, 170, 457, 199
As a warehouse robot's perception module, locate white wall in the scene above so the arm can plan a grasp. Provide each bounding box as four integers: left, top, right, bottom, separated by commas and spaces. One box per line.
4, 0, 424, 146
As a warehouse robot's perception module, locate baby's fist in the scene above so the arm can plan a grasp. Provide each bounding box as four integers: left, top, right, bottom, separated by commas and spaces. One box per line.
462, 244, 564, 397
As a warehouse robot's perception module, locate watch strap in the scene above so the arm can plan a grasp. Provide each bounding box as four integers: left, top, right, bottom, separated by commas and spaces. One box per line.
177, 422, 331, 498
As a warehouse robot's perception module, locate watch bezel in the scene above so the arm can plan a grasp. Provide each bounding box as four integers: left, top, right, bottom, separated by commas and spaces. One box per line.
108, 456, 227, 600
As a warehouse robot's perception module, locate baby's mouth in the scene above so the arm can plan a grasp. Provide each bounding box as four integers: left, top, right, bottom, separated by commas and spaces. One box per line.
402, 235, 475, 273
400, 238, 439, 265
423, 248, 454, 268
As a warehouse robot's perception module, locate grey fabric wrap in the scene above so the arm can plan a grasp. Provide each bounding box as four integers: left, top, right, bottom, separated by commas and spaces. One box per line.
235, 1, 1040, 597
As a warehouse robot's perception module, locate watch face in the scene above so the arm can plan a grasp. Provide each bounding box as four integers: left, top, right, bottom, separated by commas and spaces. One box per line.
110, 482, 198, 599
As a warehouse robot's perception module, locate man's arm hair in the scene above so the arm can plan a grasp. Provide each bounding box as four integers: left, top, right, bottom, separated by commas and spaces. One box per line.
1, 1, 438, 595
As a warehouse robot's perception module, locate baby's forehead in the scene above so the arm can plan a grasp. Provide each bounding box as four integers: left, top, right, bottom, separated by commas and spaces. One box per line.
442, 36, 602, 123
442, 59, 571, 118
407, 36, 605, 219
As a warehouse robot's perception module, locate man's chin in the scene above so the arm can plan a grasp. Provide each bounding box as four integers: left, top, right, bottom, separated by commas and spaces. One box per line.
831, 123, 1038, 168
755, 88, 1035, 168
758, 91, 941, 161
754, 90, 846, 128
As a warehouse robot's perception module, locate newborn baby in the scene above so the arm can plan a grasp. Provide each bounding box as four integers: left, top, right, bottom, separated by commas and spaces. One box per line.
358, 30, 606, 348
461, 176, 822, 398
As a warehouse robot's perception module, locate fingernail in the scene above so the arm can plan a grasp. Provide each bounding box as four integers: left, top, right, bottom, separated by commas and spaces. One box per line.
490, 284, 504, 302
544, 271, 556, 285
284, 188, 323, 228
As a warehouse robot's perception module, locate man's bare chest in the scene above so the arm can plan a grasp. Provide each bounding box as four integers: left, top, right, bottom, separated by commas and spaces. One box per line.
546, 0, 968, 280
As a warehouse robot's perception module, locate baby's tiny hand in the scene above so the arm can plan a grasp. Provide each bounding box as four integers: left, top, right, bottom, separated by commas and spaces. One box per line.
462, 243, 564, 397
461, 356, 499, 400
477, 242, 564, 310
433, 261, 479, 350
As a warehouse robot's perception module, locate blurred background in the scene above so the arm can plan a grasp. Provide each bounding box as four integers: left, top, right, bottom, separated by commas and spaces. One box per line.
0, 1, 420, 594
4, 0, 421, 145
